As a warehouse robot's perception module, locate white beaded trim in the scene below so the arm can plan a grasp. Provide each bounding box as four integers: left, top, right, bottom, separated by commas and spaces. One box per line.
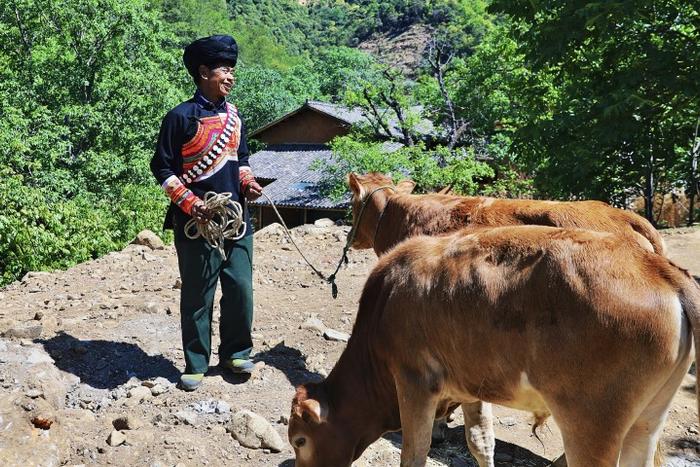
180, 104, 237, 184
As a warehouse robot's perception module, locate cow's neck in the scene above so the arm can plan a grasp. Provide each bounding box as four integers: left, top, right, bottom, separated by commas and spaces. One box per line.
374, 194, 454, 255
323, 331, 400, 455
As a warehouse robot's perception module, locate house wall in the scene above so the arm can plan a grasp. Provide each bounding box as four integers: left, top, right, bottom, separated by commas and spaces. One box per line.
254, 110, 350, 145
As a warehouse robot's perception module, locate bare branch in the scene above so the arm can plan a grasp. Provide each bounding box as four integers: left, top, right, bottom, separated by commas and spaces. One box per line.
12, 1, 32, 53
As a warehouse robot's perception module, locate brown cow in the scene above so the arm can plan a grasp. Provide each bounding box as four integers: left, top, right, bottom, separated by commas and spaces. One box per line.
289, 226, 699, 467
347, 172, 666, 257
347, 172, 667, 465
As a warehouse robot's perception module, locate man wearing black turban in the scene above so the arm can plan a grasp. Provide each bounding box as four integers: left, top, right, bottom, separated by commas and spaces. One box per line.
151, 35, 262, 391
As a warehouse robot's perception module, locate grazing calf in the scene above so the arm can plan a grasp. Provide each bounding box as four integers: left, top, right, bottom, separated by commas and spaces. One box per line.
289, 226, 698, 467
347, 172, 666, 256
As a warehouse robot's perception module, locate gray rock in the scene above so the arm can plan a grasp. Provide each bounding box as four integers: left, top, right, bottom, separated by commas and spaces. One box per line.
228, 410, 285, 452
3, 324, 42, 339
313, 218, 335, 228
323, 328, 350, 342
188, 399, 231, 415
300, 316, 326, 335
131, 230, 165, 250
175, 410, 198, 426
25, 388, 43, 399
150, 384, 169, 396
128, 386, 152, 401
107, 430, 126, 447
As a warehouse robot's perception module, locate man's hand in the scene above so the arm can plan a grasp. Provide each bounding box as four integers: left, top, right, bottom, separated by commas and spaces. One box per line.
245, 181, 263, 201
191, 201, 212, 223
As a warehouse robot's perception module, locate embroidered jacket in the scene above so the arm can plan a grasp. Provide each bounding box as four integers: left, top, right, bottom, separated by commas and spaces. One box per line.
150, 91, 253, 234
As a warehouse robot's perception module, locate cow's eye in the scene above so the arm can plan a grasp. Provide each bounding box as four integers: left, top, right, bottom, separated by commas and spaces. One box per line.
295, 437, 306, 448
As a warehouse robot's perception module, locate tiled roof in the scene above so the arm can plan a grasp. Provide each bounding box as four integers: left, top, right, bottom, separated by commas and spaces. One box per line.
248, 145, 350, 210
306, 101, 435, 139
249, 101, 436, 140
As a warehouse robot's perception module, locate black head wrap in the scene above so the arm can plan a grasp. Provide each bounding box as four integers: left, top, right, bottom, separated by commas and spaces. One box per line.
183, 35, 238, 78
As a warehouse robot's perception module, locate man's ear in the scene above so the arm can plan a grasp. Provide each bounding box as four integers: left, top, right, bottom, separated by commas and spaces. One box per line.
347, 172, 365, 197
198, 64, 209, 80
396, 179, 416, 194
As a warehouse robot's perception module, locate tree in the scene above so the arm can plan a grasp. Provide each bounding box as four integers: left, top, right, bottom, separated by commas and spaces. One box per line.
490, 0, 700, 222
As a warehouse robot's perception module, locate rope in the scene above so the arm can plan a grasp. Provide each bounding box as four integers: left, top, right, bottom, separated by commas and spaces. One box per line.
260, 185, 396, 298
184, 191, 246, 259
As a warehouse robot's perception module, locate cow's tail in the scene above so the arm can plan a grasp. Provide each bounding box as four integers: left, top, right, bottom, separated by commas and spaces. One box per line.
626, 213, 667, 256
680, 278, 700, 426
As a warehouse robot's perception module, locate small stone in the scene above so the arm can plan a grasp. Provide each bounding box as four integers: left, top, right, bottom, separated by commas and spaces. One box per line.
689, 425, 699, 434
313, 218, 335, 228
128, 386, 152, 401
499, 416, 517, 427
31, 415, 53, 430
113, 415, 143, 430
141, 302, 161, 314
300, 316, 326, 335
175, 411, 198, 426
215, 401, 231, 414
131, 230, 165, 250
3, 324, 42, 339
323, 328, 350, 342
174, 278, 182, 289
228, 410, 285, 452
150, 384, 169, 397
25, 388, 44, 399
277, 415, 289, 425
107, 430, 126, 447
33, 312, 44, 321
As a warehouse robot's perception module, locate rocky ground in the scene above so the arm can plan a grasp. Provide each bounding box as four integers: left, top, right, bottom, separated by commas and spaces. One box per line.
0, 223, 699, 467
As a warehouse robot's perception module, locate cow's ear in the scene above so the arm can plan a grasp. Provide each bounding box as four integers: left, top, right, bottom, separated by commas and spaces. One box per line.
299, 398, 327, 424
347, 172, 365, 197
396, 179, 416, 194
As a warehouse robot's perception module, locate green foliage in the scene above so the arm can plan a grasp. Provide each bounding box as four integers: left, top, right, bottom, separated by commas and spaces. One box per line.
490, 0, 700, 218
316, 135, 494, 199
228, 64, 319, 133
0, 0, 184, 285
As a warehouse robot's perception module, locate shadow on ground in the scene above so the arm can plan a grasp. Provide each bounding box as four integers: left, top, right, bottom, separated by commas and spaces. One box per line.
37, 331, 179, 389
253, 342, 324, 386
383, 425, 553, 467
277, 460, 295, 467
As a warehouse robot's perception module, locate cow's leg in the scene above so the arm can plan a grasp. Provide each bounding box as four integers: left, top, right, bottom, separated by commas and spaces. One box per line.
395, 373, 439, 467
462, 401, 495, 467
558, 428, 623, 467
619, 343, 692, 467
552, 400, 626, 467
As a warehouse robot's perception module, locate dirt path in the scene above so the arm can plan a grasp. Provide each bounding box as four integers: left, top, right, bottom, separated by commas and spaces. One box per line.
0, 224, 698, 466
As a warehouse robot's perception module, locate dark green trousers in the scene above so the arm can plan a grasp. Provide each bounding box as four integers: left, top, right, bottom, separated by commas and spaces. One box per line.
174, 226, 254, 374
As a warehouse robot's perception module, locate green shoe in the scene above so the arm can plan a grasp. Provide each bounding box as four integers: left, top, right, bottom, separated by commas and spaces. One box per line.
220, 358, 255, 374
178, 373, 204, 391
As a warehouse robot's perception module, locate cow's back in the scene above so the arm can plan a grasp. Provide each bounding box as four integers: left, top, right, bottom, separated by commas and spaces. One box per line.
379, 194, 665, 255
362, 226, 683, 409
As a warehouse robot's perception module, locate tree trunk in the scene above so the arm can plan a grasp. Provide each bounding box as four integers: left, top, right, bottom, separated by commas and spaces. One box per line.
644, 162, 655, 225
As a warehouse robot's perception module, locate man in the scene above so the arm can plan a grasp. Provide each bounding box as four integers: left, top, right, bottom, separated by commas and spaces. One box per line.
150, 35, 263, 391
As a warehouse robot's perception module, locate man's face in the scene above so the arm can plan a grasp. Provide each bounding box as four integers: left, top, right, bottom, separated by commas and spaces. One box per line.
198, 62, 235, 101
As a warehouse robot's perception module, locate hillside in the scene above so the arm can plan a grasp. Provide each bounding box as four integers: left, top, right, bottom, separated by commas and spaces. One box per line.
0, 224, 699, 466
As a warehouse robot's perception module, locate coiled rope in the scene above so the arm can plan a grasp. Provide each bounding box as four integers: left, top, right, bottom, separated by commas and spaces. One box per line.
184, 191, 246, 259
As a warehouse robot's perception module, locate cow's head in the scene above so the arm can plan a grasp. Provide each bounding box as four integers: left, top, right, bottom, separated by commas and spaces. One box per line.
289, 383, 358, 467
347, 172, 416, 249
